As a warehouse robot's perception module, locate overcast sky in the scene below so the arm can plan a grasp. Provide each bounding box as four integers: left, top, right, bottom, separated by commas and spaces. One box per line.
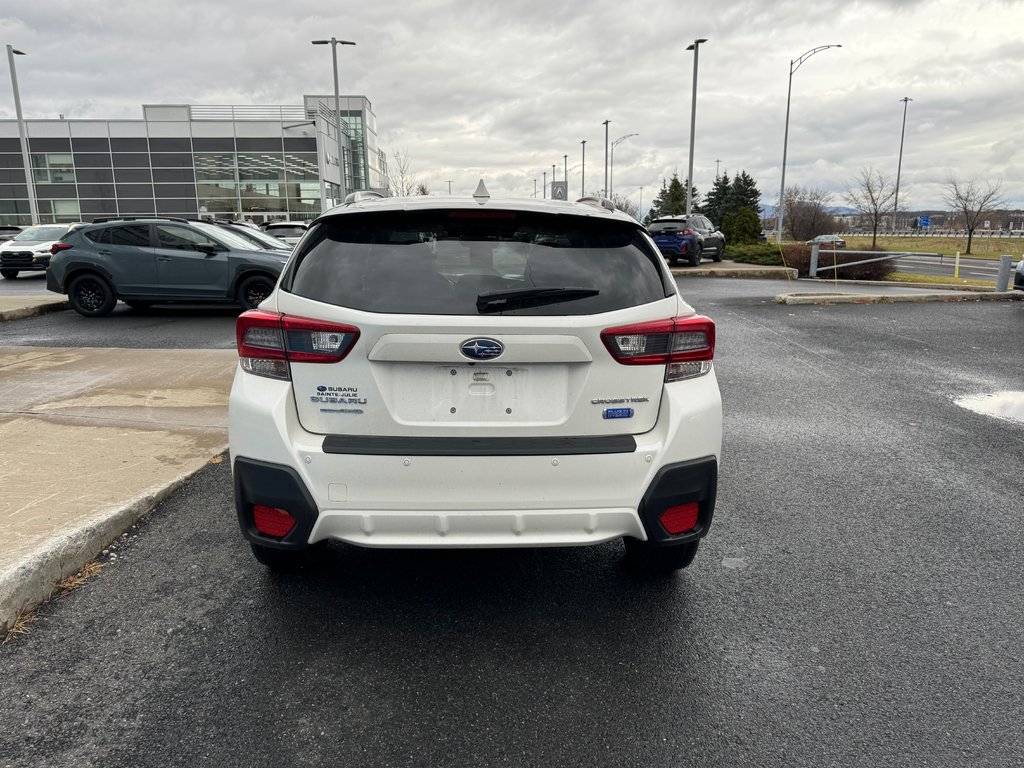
3, 0, 1023, 216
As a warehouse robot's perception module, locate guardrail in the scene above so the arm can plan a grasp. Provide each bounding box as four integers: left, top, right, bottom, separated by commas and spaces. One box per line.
809, 245, 941, 278
810, 246, 1017, 291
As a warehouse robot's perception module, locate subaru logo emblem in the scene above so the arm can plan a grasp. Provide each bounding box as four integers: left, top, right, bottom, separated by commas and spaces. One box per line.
460, 338, 504, 360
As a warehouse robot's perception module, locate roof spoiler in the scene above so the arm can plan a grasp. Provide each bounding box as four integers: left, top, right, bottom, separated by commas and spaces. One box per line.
344, 190, 387, 205
575, 196, 617, 213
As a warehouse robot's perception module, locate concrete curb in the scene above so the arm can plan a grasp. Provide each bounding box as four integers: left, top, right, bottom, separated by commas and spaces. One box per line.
775, 290, 1024, 306
0, 445, 227, 633
0, 299, 69, 322
672, 266, 798, 279
812, 278, 998, 292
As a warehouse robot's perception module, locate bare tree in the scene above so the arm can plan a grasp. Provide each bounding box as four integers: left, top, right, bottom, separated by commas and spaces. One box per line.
610, 193, 640, 221
845, 167, 897, 250
782, 186, 837, 242
415, 182, 430, 196
942, 175, 1006, 254
385, 149, 418, 197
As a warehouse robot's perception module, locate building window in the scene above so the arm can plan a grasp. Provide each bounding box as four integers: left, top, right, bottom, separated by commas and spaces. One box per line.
31, 153, 75, 184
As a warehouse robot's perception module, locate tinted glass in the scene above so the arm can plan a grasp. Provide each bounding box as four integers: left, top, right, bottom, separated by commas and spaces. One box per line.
648, 220, 687, 234
287, 210, 668, 316
191, 221, 260, 250
157, 224, 214, 250
265, 225, 306, 237
84, 227, 110, 244
109, 225, 151, 246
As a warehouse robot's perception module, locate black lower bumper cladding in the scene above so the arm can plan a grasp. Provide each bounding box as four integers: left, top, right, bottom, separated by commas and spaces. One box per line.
233, 457, 320, 549
637, 457, 718, 545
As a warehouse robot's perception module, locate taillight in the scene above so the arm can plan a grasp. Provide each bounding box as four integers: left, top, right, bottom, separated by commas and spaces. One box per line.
51, 242, 72, 255
676, 229, 693, 237
236, 309, 360, 380
601, 315, 715, 381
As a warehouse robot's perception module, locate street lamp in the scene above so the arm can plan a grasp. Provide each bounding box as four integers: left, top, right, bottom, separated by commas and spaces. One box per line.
602, 120, 610, 197
893, 96, 912, 232
563, 154, 568, 188
543, 170, 547, 199
610, 132, 638, 200
580, 140, 586, 197
685, 38, 707, 215
446, 179, 453, 195
776, 43, 841, 243
5, 45, 37, 224
311, 37, 356, 205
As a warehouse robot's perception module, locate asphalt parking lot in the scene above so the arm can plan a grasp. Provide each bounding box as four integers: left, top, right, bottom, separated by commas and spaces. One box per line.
1, 278, 1022, 767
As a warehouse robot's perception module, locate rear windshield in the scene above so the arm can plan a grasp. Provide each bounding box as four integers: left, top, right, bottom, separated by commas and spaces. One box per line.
648, 220, 688, 235
285, 210, 671, 315
266, 225, 307, 238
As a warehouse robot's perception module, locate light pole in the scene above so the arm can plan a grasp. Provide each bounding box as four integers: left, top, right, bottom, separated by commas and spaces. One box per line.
543, 170, 547, 199
563, 154, 568, 188
610, 132, 638, 200
776, 43, 841, 243
639, 186, 644, 221
6, 45, 37, 224
685, 38, 707, 215
446, 179, 453, 195
311, 37, 356, 205
893, 96, 912, 232
602, 119, 610, 197
580, 140, 586, 197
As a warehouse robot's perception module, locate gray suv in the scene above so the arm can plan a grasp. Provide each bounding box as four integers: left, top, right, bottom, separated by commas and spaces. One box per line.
47, 218, 289, 317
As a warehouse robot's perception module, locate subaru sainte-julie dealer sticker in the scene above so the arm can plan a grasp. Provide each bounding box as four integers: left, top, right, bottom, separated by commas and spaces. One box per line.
603, 408, 634, 419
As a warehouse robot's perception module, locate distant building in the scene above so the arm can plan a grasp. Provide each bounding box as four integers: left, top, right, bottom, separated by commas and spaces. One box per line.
0, 95, 387, 226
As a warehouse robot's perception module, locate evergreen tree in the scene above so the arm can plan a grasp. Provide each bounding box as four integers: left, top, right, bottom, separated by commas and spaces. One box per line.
726, 171, 761, 218
699, 172, 731, 226
643, 173, 698, 225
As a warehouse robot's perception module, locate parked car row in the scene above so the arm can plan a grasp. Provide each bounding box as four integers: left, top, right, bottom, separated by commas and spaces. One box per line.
43, 217, 294, 316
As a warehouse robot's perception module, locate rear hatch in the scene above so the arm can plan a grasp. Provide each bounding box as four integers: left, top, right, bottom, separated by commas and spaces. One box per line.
274, 206, 680, 439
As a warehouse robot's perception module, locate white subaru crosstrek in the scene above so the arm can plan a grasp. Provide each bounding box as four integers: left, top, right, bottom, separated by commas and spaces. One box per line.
228, 189, 722, 573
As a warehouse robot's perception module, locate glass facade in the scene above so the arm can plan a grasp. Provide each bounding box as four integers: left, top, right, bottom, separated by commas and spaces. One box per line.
0, 97, 381, 226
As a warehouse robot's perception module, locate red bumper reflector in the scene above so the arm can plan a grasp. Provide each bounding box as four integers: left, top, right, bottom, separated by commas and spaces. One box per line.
252, 504, 296, 538
659, 503, 699, 535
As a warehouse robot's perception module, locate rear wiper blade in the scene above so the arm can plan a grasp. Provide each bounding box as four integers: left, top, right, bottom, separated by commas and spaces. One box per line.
476, 286, 600, 313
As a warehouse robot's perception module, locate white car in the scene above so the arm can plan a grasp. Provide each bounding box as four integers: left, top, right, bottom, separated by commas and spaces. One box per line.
0, 223, 83, 279
261, 221, 309, 246
228, 189, 722, 573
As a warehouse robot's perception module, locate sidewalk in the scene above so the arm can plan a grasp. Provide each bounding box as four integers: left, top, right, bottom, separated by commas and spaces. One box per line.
0, 342, 236, 631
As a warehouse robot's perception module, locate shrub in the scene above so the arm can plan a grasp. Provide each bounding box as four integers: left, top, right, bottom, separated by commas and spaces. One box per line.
727, 243, 896, 280
722, 208, 762, 245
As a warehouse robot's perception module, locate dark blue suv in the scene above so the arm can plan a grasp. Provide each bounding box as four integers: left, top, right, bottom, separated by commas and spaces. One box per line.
648, 218, 705, 266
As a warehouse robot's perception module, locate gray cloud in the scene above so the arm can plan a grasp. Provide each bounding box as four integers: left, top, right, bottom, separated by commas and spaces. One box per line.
2, 0, 1022, 212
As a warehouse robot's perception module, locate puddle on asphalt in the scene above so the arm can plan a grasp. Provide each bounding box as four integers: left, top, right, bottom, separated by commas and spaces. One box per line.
953, 391, 1024, 425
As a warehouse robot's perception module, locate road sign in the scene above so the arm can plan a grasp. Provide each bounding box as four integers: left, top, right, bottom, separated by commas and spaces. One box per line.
918, 215, 930, 227
551, 181, 568, 200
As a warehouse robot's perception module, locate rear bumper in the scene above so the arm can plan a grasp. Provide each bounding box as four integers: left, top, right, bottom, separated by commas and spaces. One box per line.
229, 366, 721, 549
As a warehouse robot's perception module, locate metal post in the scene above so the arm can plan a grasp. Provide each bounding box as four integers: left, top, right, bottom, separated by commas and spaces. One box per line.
581, 140, 586, 197
996, 254, 1012, 291
6, 45, 38, 223
776, 44, 841, 244
563, 154, 568, 186
602, 120, 610, 198
312, 38, 356, 204
446, 180, 452, 194
543, 171, 546, 199
809, 243, 820, 277
893, 97, 912, 233
685, 39, 707, 216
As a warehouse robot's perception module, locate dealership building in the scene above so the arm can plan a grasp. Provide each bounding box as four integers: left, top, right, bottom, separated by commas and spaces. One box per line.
0, 95, 386, 226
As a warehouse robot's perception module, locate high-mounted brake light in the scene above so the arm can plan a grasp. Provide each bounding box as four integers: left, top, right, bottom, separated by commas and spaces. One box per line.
601, 315, 715, 381
236, 309, 360, 380
51, 242, 73, 255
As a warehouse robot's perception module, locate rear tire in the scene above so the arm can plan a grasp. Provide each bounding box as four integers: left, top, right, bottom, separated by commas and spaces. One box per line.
68, 273, 116, 317
0, 269, 17, 279
688, 245, 702, 267
623, 538, 699, 573
250, 543, 307, 571
238, 274, 275, 310
712, 242, 724, 262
